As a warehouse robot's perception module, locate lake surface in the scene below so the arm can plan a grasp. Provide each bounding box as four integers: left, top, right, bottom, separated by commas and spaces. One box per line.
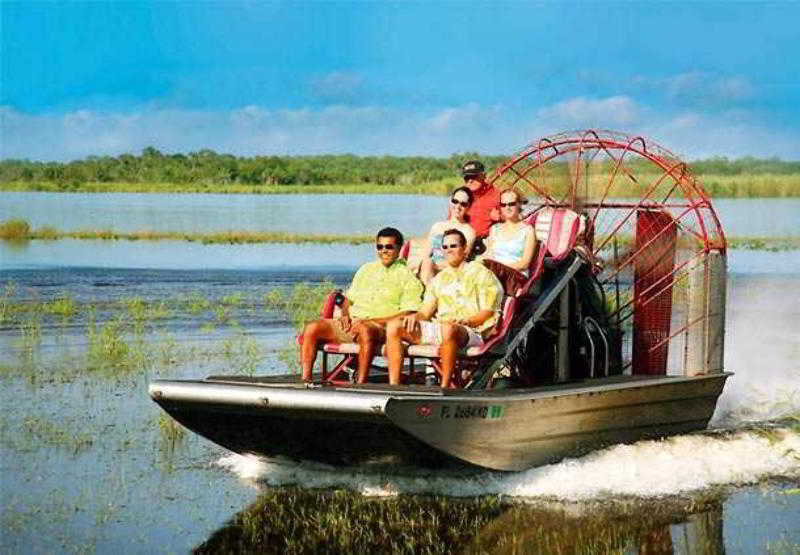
2, 192, 800, 237
1, 193, 798, 553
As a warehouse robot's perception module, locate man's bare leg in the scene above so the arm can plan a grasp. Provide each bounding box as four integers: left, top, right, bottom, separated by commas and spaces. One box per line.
438, 323, 470, 388
300, 320, 344, 382
386, 318, 420, 385
352, 321, 386, 384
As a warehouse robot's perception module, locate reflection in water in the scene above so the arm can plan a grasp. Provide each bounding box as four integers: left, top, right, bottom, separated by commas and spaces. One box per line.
195, 489, 725, 554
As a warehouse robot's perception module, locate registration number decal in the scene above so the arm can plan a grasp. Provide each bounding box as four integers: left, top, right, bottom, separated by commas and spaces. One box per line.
440, 405, 505, 420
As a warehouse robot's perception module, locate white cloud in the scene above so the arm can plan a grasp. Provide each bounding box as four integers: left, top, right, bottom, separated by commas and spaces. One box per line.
643, 109, 798, 160
633, 72, 756, 106
1, 99, 798, 162
536, 96, 642, 128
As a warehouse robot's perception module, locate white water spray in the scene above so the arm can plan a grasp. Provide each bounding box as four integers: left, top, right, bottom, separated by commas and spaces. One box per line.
218, 427, 799, 500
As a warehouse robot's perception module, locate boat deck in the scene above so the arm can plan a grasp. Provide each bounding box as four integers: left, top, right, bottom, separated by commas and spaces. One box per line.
203, 372, 730, 399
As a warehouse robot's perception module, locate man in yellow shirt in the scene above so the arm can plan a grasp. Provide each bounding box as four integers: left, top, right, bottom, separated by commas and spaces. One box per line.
386, 228, 503, 388
301, 227, 423, 383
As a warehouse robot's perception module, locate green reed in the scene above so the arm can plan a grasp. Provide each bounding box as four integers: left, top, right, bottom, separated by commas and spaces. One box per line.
0, 219, 375, 245
3, 218, 799, 251
264, 280, 338, 374
1, 282, 336, 379
157, 412, 186, 447
195, 488, 732, 555
1, 413, 93, 455
0, 219, 31, 242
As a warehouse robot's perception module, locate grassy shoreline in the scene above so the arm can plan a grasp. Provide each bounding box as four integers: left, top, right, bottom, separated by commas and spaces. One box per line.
2, 172, 800, 197
1, 219, 798, 250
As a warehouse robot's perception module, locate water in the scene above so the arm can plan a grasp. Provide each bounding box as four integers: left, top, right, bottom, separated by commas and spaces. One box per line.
1, 194, 798, 553
2, 192, 799, 237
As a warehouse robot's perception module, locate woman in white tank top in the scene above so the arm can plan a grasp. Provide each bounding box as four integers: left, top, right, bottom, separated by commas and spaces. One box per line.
483, 189, 537, 277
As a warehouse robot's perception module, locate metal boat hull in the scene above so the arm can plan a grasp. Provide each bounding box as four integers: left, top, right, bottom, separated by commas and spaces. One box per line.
149, 373, 730, 471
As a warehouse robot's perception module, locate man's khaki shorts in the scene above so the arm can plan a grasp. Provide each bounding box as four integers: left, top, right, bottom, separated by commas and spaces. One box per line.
325, 318, 385, 343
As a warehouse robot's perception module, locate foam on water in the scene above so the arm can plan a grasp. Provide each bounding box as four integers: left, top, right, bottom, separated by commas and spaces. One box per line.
217, 427, 799, 500
712, 274, 800, 426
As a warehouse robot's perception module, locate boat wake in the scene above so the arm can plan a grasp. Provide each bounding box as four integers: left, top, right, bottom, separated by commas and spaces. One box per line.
217, 422, 799, 501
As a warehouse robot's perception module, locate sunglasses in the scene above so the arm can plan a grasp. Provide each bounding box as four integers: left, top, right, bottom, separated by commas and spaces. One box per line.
441, 243, 462, 250
500, 201, 518, 208
450, 198, 470, 207
376, 243, 397, 251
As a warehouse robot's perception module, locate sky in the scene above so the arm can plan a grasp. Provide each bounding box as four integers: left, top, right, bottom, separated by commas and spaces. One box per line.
2, 1, 799, 161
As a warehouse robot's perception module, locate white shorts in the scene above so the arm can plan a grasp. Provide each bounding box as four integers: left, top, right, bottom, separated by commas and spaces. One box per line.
419, 321, 484, 348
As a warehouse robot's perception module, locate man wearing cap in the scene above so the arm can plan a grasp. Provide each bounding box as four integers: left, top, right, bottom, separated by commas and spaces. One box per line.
461, 160, 501, 239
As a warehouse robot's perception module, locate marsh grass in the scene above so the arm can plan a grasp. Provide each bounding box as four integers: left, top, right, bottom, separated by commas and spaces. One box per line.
184, 292, 212, 314
0, 219, 375, 245
0, 282, 18, 325
0, 282, 333, 379
11, 416, 94, 454
222, 333, 263, 375
87, 310, 130, 372
263, 281, 337, 331
3, 218, 799, 251
157, 412, 186, 447
43, 294, 78, 320
0, 218, 30, 240
264, 281, 338, 374
195, 489, 507, 554
195, 489, 731, 554
727, 236, 800, 251
17, 308, 43, 364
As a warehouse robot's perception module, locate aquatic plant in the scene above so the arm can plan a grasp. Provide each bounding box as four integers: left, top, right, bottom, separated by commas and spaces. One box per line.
0, 282, 19, 326
158, 412, 186, 446
3, 217, 799, 250
263, 281, 338, 374
222, 292, 244, 306
43, 294, 78, 320
221, 333, 263, 375
17, 309, 43, 363
0, 218, 31, 240
87, 310, 130, 372
184, 292, 212, 314
264, 281, 338, 332
14, 416, 94, 454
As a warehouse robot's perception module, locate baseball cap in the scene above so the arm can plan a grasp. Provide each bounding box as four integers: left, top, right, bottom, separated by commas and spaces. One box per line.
461, 160, 485, 177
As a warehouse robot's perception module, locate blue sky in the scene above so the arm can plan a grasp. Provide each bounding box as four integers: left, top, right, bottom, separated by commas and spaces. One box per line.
2, 1, 799, 161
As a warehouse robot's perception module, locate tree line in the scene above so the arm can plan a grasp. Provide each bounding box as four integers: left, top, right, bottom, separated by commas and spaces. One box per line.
0, 148, 506, 186
1, 148, 798, 187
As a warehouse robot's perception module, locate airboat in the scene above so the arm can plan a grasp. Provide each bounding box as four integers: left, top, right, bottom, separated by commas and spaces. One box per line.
150, 130, 731, 471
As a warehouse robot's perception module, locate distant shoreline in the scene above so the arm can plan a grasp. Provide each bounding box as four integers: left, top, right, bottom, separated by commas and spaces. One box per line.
2, 152, 799, 197
1, 219, 797, 250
